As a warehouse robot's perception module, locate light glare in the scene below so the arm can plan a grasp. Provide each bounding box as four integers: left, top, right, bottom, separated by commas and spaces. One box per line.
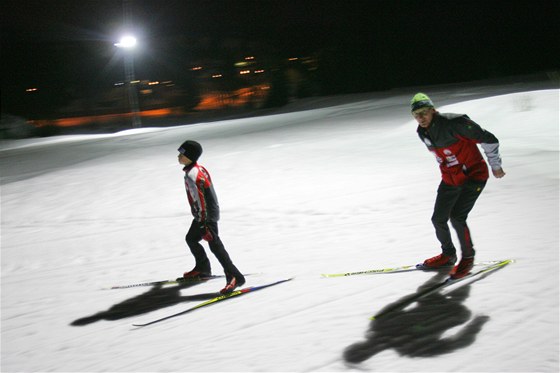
115, 36, 137, 49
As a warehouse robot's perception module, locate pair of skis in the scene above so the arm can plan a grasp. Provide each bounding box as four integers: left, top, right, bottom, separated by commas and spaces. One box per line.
320, 259, 505, 277
320, 259, 514, 320
105, 274, 292, 327
131, 278, 293, 327
368, 259, 514, 320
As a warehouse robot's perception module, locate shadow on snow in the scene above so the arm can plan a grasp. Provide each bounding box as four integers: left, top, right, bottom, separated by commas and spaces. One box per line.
344, 271, 490, 363
71, 282, 218, 326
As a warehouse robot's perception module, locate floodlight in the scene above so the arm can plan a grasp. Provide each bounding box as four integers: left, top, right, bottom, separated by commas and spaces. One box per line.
115, 35, 137, 49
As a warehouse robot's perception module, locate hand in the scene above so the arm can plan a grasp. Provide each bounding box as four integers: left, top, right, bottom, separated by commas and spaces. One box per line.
198, 221, 213, 241
492, 168, 506, 178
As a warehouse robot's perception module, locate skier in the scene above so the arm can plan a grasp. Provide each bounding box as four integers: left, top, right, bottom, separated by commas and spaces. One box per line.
177, 140, 245, 294
411, 93, 506, 279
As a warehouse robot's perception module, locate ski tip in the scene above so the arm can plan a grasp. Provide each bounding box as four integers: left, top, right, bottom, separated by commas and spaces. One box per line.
483, 258, 516, 266
241, 277, 294, 292
274, 277, 295, 284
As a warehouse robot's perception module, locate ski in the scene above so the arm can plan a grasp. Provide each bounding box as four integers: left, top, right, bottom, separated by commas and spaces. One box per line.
104, 275, 225, 290
321, 260, 503, 278
105, 273, 259, 290
370, 259, 514, 320
132, 278, 293, 327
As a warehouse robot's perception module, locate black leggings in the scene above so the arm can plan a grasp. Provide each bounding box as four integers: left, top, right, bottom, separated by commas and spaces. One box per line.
185, 220, 243, 279
431, 180, 487, 257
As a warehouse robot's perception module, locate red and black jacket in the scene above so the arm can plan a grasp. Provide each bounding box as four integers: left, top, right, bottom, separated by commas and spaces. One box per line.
417, 112, 502, 186
183, 163, 220, 222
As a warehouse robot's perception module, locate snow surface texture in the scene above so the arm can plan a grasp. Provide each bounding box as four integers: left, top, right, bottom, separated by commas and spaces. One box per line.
1, 84, 558, 372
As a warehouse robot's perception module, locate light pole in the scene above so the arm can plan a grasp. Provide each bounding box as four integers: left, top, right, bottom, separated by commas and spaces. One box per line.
115, 35, 141, 128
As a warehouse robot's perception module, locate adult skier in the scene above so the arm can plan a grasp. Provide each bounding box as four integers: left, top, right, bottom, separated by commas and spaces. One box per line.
411, 93, 506, 279
177, 140, 245, 294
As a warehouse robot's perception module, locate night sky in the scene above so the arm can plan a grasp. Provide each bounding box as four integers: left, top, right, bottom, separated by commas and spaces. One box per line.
1, 0, 559, 117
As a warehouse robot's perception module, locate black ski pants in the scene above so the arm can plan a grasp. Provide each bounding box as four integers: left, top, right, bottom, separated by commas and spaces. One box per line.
185, 220, 243, 280
431, 179, 487, 258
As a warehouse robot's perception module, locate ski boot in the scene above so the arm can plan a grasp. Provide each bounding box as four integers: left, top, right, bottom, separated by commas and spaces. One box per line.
450, 256, 474, 279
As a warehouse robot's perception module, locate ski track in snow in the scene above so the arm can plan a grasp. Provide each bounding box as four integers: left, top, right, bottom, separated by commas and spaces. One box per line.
1, 81, 558, 372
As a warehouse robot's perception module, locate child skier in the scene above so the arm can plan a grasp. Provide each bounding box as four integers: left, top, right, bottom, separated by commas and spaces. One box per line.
177, 140, 245, 294
411, 93, 506, 279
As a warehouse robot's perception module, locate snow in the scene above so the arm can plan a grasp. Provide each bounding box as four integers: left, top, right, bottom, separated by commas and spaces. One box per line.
1, 82, 558, 372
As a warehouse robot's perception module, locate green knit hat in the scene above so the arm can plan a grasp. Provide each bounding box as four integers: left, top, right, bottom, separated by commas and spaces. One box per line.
410, 93, 434, 112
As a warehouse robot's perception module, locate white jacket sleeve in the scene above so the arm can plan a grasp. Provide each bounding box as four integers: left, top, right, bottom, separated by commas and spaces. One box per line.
481, 142, 502, 170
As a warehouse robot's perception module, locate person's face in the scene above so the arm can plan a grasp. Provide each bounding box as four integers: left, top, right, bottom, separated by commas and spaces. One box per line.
178, 153, 193, 166
413, 107, 436, 128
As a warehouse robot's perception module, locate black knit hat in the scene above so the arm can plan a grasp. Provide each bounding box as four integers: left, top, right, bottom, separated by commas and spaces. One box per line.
178, 140, 203, 162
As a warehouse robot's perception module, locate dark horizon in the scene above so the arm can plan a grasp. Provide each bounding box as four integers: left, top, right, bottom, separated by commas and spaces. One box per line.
1, 0, 559, 119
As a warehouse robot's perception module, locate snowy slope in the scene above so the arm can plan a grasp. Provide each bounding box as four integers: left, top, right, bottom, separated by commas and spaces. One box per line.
1, 84, 558, 372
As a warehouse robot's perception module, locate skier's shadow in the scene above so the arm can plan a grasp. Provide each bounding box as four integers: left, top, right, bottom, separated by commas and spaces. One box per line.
344, 271, 490, 364
71, 282, 218, 326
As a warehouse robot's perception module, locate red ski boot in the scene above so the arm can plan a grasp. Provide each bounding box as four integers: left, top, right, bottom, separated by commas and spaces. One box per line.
422, 253, 457, 269
220, 277, 246, 294
450, 257, 474, 279
182, 269, 211, 280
